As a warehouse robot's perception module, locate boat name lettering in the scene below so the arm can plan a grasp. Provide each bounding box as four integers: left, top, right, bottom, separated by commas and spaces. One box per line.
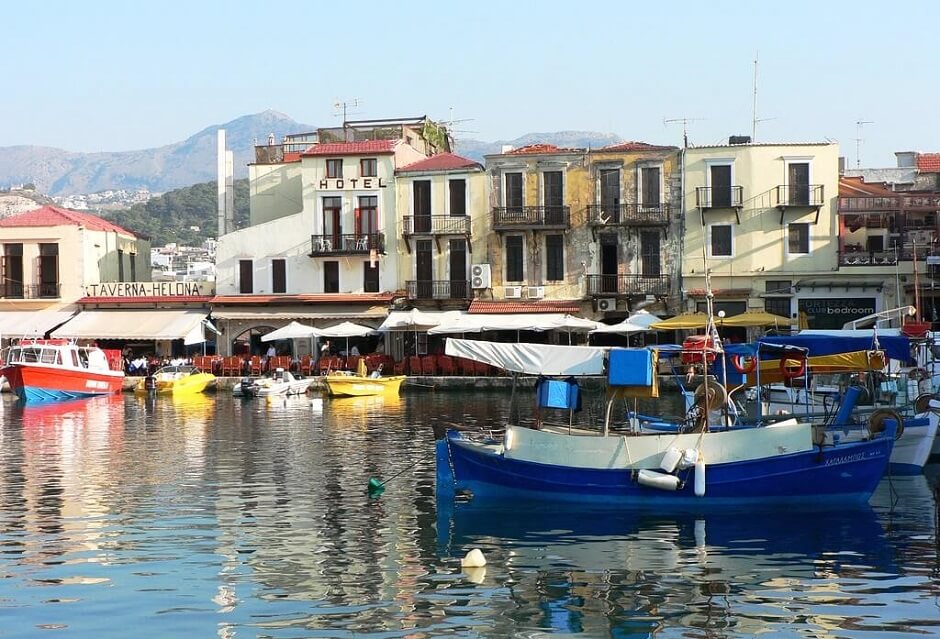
824, 451, 870, 466
317, 178, 387, 190
84, 282, 204, 298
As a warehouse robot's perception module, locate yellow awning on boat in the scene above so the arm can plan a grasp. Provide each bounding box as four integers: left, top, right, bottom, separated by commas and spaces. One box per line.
747, 350, 886, 385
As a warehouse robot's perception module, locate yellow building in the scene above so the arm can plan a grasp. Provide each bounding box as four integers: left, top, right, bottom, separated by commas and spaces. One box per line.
683, 140, 850, 329
393, 153, 486, 308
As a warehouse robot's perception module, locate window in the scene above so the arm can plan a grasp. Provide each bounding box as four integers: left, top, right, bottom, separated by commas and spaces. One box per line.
38, 243, 58, 297
449, 179, 466, 216
505, 172, 523, 209
788, 223, 810, 254
543, 171, 563, 207
545, 235, 564, 282
640, 166, 661, 206
130, 253, 136, 282
505, 235, 524, 281
2, 243, 23, 298
239, 259, 253, 294
360, 158, 377, 177
117, 249, 125, 281
357, 196, 378, 235
710, 224, 733, 257
324, 261, 339, 293
765, 280, 792, 295
326, 158, 343, 179
323, 196, 342, 239
787, 162, 810, 205
765, 297, 791, 318
272, 258, 286, 293
364, 261, 379, 292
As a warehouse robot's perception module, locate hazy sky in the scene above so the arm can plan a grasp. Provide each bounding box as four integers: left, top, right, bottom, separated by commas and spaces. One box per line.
3, 1, 938, 167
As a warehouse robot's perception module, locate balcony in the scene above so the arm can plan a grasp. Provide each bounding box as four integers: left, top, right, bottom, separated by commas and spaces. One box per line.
839, 245, 931, 267
402, 215, 471, 236
587, 203, 670, 227
492, 206, 569, 231
309, 233, 385, 256
406, 280, 471, 300
774, 184, 824, 223
838, 195, 902, 213
695, 186, 743, 224
0, 283, 61, 299
585, 274, 671, 297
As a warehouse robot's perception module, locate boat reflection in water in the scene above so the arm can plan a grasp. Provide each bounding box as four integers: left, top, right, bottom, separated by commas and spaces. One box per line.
17, 393, 125, 431
437, 494, 895, 636
327, 393, 402, 418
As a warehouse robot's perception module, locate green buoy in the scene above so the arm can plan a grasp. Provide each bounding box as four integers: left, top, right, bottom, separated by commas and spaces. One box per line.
367, 477, 385, 496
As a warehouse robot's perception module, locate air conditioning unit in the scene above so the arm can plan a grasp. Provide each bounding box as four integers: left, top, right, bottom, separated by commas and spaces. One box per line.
527, 286, 545, 299
596, 297, 617, 312
470, 263, 491, 289
504, 286, 523, 299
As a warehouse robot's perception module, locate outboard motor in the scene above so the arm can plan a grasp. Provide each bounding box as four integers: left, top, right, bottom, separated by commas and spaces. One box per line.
143, 375, 157, 391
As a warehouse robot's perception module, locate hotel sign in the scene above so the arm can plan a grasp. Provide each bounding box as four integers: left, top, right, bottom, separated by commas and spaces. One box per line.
798, 297, 876, 330
317, 177, 388, 190
84, 281, 215, 297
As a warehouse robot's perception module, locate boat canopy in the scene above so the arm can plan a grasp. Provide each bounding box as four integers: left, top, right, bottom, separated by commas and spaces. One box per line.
445, 338, 607, 376
759, 333, 912, 363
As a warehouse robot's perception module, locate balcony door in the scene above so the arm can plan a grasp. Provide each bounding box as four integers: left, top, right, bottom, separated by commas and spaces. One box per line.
414, 181, 432, 233
2, 243, 24, 298
505, 172, 523, 213
449, 239, 467, 299
415, 239, 433, 298
543, 171, 563, 225
640, 231, 661, 277
600, 169, 620, 221
323, 197, 342, 245
788, 162, 810, 206
710, 165, 732, 207
600, 233, 618, 294
357, 196, 378, 236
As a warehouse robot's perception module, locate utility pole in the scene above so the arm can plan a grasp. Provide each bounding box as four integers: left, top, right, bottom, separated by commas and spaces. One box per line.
855, 120, 873, 168
752, 53, 759, 141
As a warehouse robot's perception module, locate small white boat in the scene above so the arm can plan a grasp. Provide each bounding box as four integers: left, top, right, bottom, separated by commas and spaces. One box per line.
234, 368, 312, 397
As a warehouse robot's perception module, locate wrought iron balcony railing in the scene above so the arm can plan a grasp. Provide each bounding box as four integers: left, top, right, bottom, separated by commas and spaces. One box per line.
696, 186, 743, 209
309, 233, 385, 256
775, 184, 824, 208
587, 203, 670, 226
0, 283, 61, 299
402, 215, 471, 235
839, 246, 933, 266
492, 205, 570, 230
585, 274, 671, 296
405, 280, 471, 300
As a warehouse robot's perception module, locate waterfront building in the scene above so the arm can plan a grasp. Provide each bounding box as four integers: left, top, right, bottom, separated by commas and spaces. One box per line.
682, 139, 882, 331
212, 118, 453, 356
0, 206, 151, 340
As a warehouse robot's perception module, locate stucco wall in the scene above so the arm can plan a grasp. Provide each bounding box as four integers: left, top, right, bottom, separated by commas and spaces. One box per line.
249, 162, 303, 225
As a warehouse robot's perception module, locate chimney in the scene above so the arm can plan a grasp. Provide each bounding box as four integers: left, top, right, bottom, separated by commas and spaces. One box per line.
838, 156, 846, 174
217, 130, 234, 237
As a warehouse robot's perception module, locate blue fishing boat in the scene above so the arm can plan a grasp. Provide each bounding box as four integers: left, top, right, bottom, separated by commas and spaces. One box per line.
437, 338, 897, 508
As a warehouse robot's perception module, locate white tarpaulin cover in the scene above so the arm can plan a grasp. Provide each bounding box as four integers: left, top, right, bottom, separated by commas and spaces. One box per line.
51, 310, 209, 341
445, 338, 607, 376
590, 318, 648, 335
0, 310, 75, 339
378, 309, 465, 331
429, 313, 578, 334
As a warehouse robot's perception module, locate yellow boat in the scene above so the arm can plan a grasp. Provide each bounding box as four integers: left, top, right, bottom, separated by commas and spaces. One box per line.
323, 372, 405, 397
135, 365, 216, 395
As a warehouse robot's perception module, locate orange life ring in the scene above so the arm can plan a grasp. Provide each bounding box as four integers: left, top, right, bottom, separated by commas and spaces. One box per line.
730, 353, 757, 374
780, 354, 806, 379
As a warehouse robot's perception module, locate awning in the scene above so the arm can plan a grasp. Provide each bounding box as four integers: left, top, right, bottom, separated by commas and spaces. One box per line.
211, 305, 387, 321
51, 310, 210, 341
429, 313, 580, 334
0, 310, 76, 339
378, 309, 465, 331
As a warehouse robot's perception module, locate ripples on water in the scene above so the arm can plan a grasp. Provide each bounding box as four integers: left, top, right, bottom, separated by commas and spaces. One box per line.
0, 390, 937, 638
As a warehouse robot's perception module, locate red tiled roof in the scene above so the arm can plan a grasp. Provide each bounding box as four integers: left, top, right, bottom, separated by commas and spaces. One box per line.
210, 293, 394, 305
301, 140, 398, 156
396, 152, 482, 173
596, 141, 677, 152
0, 205, 138, 236
503, 143, 582, 155
916, 153, 940, 172
839, 176, 897, 197
468, 300, 583, 314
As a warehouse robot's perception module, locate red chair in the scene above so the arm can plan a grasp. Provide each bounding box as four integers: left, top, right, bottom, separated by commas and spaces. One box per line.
249, 355, 263, 375
473, 360, 490, 376
299, 355, 313, 375
347, 355, 361, 372
222, 356, 242, 376
273, 355, 292, 371
459, 357, 475, 376
407, 356, 422, 376
438, 355, 455, 376
393, 359, 405, 375
421, 355, 438, 376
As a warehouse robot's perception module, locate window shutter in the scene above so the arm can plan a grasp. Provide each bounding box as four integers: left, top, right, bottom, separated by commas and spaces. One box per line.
354, 207, 361, 235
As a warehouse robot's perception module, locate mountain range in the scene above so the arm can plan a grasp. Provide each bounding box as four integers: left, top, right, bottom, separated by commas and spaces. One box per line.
0, 111, 624, 197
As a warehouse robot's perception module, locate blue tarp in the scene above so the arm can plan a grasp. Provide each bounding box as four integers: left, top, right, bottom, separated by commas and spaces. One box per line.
759, 334, 912, 363
536, 378, 582, 411
608, 348, 655, 386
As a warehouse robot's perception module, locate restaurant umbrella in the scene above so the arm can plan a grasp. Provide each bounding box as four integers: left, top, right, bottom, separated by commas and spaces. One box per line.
649, 312, 710, 331
547, 314, 603, 345
317, 321, 379, 355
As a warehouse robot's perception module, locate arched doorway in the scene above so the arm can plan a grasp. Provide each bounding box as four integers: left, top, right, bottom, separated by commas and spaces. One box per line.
231, 326, 274, 357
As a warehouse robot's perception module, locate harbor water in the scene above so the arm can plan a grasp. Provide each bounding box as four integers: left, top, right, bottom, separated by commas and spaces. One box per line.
0, 390, 938, 638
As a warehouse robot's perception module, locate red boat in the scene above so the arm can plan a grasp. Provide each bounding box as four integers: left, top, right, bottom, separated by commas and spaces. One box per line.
0, 339, 125, 403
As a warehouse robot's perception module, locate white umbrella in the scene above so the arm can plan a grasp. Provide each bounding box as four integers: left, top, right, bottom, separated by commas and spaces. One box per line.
261, 321, 322, 342
547, 314, 603, 344
625, 309, 663, 330
590, 319, 648, 335
317, 321, 379, 356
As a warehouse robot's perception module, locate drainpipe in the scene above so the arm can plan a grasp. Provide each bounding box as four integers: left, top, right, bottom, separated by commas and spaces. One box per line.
677, 146, 687, 313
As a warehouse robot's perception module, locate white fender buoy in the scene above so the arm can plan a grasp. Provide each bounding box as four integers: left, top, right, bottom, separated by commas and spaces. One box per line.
694, 457, 706, 497
464, 566, 486, 584
659, 447, 682, 473
637, 469, 680, 491
461, 548, 487, 568
679, 448, 699, 470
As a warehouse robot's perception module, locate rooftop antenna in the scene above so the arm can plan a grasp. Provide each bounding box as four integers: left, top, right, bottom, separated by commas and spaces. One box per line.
855, 120, 873, 168
444, 106, 477, 147
664, 117, 703, 148
751, 53, 775, 141
333, 98, 361, 126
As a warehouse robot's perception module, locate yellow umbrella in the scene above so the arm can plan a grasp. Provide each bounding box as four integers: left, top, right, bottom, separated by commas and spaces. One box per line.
717, 310, 796, 327
649, 312, 710, 330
